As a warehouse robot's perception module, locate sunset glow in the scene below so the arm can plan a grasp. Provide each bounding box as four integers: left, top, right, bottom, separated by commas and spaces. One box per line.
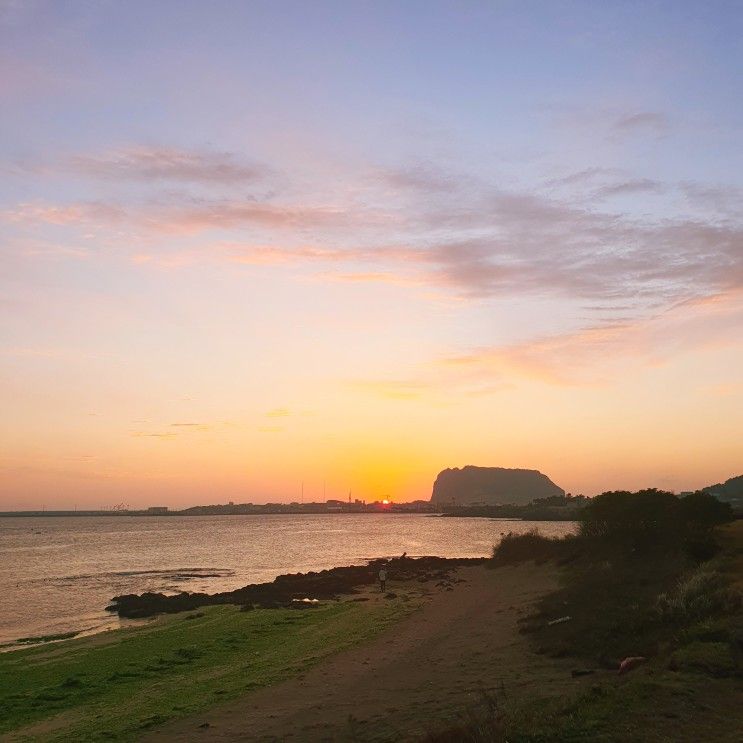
1, 2, 742, 509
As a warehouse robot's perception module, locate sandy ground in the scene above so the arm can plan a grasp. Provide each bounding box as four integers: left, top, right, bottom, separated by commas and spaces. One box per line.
145, 563, 576, 742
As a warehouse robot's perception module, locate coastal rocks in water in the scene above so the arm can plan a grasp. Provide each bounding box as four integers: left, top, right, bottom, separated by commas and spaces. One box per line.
106, 556, 484, 619
430, 466, 564, 506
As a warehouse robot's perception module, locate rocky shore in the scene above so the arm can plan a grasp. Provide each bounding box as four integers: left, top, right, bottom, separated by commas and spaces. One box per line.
106, 555, 485, 618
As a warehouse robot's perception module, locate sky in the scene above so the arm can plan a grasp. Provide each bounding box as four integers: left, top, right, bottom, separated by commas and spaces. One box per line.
1, 0, 742, 509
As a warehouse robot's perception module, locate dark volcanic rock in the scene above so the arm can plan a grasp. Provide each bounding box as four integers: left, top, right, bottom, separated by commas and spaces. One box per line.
107, 556, 484, 619
430, 465, 564, 506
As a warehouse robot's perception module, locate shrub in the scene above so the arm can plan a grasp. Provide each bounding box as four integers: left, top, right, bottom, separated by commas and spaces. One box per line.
490, 530, 567, 566
423, 694, 504, 742
679, 492, 734, 528
579, 489, 733, 554
683, 533, 720, 561
656, 566, 741, 624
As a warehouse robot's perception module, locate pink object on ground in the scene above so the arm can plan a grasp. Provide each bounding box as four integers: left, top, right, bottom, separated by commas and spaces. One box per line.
618, 656, 646, 674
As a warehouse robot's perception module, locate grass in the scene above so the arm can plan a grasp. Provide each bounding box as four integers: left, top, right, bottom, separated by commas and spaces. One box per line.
0, 598, 415, 742
422, 693, 504, 742
657, 564, 741, 624
521, 550, 692, 665
484, 521, 743, 742
502, 669, 743, 742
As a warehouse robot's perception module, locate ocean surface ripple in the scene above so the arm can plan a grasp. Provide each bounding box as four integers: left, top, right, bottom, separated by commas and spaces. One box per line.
0, 513, 575, 646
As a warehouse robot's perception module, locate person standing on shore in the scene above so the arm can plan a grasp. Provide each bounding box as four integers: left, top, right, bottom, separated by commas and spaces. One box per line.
378, 566, 387, 592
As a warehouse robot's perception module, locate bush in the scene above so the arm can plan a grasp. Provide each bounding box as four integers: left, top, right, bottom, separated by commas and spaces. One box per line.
579, 489, 733, 554
679, 492, 734, 528
683, 533, 720, 561
490, 530, 569, 566
656, 566, 741, 624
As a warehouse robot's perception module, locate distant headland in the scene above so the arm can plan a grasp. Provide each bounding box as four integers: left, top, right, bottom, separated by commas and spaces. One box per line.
431, 465, 564, 506
1, 468, 740, 517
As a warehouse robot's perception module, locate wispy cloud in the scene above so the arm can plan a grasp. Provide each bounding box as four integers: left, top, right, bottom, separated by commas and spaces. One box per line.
350, 380, 430, 400
544, 105, 673, 142
440, 290, 743, 387
681, 182, 743, 217
3, 197, 355, 233
3, 201, 126, 226
5, 151, 742, 320
377, 164, 460, 193
67, 146, 265, 184
613, 111, 670, 136
592, 178, 664, 199
1, 345, 68, 358
348, 291, 743, 397
544, 167, 625, 188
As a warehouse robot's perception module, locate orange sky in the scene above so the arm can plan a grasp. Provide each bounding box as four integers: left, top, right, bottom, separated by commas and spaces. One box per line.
1, 3, 742, 509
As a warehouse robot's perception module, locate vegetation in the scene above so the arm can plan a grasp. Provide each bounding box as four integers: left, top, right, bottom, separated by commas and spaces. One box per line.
423, 694, 504, 742
0, 598, 415, 742
703, 474, 743, 511
578, 488, 732, 554
490, 529, 579, 566
477, 490, 743, 741
442, 494, 586, 521
3, 488, 739, 742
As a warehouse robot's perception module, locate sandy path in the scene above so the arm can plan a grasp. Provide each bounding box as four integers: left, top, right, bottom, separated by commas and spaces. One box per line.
145, 563, 574, 742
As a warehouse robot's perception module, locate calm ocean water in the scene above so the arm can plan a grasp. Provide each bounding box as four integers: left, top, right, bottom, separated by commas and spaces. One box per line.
0, 514, 576, 646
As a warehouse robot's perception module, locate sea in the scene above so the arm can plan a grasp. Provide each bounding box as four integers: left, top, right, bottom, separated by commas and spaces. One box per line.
0, 514, 576, 647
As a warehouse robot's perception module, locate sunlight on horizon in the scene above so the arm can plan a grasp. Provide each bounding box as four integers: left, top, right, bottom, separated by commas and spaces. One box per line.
1, 1, 742, 509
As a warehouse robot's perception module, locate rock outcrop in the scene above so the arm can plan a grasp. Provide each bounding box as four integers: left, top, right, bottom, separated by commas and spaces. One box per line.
430, 466, 564, 506
106, 556, 484, 619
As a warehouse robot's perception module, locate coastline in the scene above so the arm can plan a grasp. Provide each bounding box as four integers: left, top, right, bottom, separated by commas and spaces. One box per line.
3, 523, 742, 741
1, 557, 518, 742
0, 555, 484, 653
2, 515, 576, 648
106, 554, 485, 618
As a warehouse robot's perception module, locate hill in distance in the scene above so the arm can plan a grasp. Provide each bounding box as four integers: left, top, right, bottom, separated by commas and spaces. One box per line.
702, 474, 743, 509
430, 466, 564, 506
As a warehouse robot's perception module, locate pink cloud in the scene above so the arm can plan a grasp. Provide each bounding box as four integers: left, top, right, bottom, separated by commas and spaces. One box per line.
67, 146, 265, 184
441, 290, 743, 387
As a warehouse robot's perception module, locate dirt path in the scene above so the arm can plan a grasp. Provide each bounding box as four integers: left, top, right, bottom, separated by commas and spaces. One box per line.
145, 563, 575, 742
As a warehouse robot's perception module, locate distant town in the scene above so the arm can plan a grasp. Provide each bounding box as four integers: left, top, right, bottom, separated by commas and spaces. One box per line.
0, 494, 587, 521
0, 498, 435, 518
2, 470, 740, 518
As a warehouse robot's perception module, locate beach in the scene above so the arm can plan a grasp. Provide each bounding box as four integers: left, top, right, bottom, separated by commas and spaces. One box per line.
0, 514, 575, 646
1, 559, 565, 742
2, 520, 741, 742
143, 562, 567, 742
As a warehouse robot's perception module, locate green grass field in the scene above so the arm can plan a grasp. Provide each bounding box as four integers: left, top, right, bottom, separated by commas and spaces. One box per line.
0, 598, 415, 742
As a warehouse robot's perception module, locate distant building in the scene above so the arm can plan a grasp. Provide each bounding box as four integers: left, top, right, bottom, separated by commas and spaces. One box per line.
146, 506, 168, 514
